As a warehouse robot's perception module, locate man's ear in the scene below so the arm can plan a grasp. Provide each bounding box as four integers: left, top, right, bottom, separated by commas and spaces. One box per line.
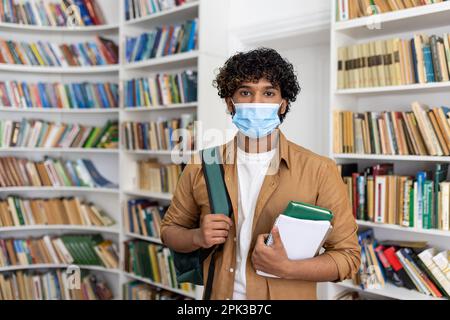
279, 99, 288, 116
225, 97, 234, 115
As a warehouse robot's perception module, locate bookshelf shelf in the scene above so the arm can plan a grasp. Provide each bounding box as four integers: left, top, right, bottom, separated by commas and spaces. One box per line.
123, 149, 195, 156
356, 220, 450, 237
0, 264, 121, 275
0, 187, 119, 194
122, 189, 173, 200
335, 81, 450, 95
0, 64, 120, 74
0, 107, 119, 114
334, 1, 450, 38
124, 1, 199, 27
0, 225, 119, 234
123, 102, 197, 112
329, 0, 450, 301
123, 51, 198, 71
335, 280, 444, 300
0, 22, 119, 33
122, 271, 195, 299
0, 148, 119, 154
124, 232, 162, 245
333, 153, 450, 162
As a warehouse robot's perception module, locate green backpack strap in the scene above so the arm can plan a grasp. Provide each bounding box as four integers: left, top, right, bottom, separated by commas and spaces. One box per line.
201, 146, 232, 216
200, 146, 232, 300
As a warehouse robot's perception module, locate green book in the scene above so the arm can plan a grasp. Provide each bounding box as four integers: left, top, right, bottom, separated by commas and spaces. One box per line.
423, 180, 433, 229
82, 127, 101, 148
282, 201, 333, 221
13, 197, 25, 226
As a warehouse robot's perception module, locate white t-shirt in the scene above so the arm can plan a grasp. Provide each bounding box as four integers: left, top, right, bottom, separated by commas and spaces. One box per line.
232, 147, 276, 300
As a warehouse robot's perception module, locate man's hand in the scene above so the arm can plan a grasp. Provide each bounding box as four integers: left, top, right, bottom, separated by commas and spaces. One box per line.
193, 214, 233, 248
251, 226, 292, 278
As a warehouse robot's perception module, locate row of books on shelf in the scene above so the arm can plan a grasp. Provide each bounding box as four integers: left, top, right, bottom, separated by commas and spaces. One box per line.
333, 103, 450, 156
0, 156, 117, 188
0, 270, 113, 300
355, 229, 450, 298
122, 115, 195, 151
336, 0, 445, 21
0, 119, 118, 149
124, 199, 166, 238
0, 81, 118, 110
123, 281, 191, 300
124, 240, 194, 294
337, 33, 450, 89
0, 196, 115, 228
339, 163, 450, 230
125, 18, 198, 63
124, 70, 197, 107
124, 0, 194, 21
0, 234, 119, 269
138, 159, 183, 194
0, 36, 118, 67
0, 0, 107, 26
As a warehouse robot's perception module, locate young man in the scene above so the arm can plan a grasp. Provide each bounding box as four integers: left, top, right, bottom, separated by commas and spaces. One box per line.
160, 48, 361, 300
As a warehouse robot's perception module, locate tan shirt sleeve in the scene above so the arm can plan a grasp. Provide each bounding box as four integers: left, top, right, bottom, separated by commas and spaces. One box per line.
160, 163, 201, 239
315, 159, 361, 282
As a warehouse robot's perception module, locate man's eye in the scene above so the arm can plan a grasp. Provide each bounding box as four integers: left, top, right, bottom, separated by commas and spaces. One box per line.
265, 91, 275, 96
240, 91, 251, 96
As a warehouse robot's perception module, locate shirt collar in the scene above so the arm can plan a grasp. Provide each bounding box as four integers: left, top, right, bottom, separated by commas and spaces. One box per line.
222, 129, 290, 169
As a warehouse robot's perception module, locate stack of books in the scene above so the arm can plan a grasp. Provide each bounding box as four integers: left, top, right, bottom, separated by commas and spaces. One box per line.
0, 270, 113, 300
339, 162, 450, 230
124, 70, 197, 107
355, 229, 450, 299
336, 0, 446, 21
337, 32, 450, 89
124, 240, 195, 293
0, 119, 118, 149
124, 199, 167, 238
125, 19, 198, 62
0, 196, 115, 228
123, 281, 191, 300
0, 0, 107, 26
122, 114, 195, 151
333, 102, 450, 156
0, 81, 119, 109
0, 36, 118, 67
125, 0, 194, 21
0, 157, 118, 189
0, 234, 119, 269
137, 159, 183, 194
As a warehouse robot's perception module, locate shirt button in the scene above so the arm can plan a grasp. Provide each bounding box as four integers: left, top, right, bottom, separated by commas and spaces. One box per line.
233, 237, 237, 242
229, 268, 234, 273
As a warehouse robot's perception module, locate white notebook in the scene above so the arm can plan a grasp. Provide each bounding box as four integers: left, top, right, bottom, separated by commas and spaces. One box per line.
256, 214, 333, 278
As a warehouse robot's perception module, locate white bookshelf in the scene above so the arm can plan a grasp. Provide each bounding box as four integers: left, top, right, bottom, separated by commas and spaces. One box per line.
0, 0, 121, 300
118, 0, 231, 300
328, 0, 450, 300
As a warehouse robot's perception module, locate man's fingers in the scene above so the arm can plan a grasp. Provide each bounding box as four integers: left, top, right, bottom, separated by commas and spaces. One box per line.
210, 230, 229, 238
211, 237, 227, 245
271, 226, 282, 245
208, 214, 233, 226
256, 233, 269, 246
209, 221, 231, 231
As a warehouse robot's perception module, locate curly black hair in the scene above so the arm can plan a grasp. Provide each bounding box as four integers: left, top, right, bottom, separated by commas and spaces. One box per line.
213, 47, 301, 122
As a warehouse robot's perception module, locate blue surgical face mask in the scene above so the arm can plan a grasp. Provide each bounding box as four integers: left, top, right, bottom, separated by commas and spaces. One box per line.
231, 100, 282, 139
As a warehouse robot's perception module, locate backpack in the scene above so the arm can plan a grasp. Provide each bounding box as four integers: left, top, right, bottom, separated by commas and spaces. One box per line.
171, 146, 232, 300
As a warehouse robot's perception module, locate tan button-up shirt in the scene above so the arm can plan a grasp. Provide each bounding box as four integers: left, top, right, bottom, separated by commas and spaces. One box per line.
161, 130, 361, 300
